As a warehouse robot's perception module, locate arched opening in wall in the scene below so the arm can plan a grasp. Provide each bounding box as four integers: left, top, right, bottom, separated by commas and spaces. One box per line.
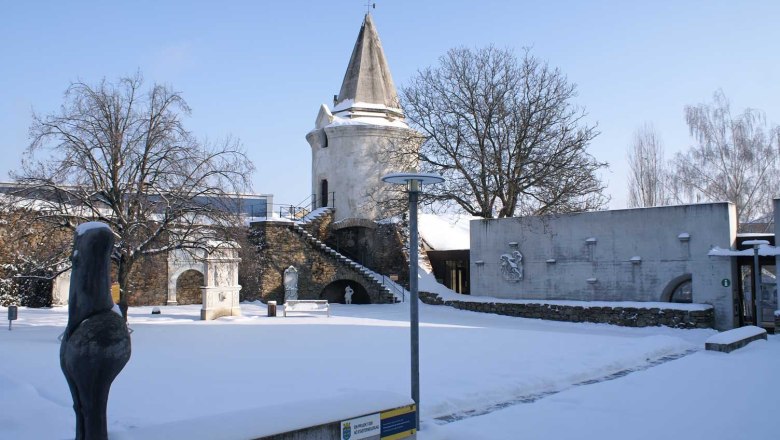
661, 274, 693, 304
320, 280, 370, 304
320, 179, 329, 207
176, 269, 204, 305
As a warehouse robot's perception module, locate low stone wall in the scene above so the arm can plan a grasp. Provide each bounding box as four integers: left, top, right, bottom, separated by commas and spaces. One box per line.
419, 292, 714, 329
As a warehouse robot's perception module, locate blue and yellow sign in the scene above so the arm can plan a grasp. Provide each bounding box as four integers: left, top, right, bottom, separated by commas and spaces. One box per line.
380, 404, 416, 440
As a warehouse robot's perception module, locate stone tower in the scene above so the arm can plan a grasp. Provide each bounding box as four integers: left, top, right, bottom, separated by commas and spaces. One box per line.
306, 13, 418, 224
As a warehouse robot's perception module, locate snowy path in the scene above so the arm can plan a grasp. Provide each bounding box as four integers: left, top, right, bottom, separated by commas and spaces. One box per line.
421, 337, 780, 439
432, 348, 697, 424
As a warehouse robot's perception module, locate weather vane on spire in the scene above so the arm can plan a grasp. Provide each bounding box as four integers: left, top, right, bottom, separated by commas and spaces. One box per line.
365, 1, 375, 14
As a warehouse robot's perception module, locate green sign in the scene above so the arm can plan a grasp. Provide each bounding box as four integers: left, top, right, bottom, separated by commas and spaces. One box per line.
721, 278, 731, 288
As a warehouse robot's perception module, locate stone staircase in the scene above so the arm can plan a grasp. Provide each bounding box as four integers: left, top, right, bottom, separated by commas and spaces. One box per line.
289, 219, 401, 303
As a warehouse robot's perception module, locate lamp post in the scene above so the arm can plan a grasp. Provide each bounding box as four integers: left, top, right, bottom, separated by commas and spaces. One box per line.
381, 172, 444, 431
744, 239, 769, 325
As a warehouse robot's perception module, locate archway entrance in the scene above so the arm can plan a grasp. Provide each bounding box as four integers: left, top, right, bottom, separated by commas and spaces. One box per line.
320, 280, 370, 304
176, 269, 204, 305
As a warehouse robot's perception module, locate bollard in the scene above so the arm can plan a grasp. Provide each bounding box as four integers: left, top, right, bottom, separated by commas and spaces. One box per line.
267, 301, 277, 317
8, 305, 18, 330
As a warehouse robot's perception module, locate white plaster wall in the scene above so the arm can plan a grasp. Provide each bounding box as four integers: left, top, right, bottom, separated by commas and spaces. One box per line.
51, 269, 71, 305
307, 124, 417, 222
470, 202, 738, 329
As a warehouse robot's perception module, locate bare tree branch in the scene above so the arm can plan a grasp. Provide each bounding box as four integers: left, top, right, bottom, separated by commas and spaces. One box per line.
399, 46, 608, 218
670, 90, 780, 230
10, 73, 255, 317
626, 123, 672, 207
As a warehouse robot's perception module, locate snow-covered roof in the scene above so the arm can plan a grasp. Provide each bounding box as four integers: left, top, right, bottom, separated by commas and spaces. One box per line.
708, 244, 780, 257
419, 213, 476, 250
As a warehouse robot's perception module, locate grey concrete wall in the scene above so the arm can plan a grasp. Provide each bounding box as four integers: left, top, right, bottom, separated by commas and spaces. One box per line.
470, 202, 737, 329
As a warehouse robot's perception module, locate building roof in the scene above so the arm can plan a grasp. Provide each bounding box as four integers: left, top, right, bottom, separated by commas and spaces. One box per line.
334, 13, 402, 119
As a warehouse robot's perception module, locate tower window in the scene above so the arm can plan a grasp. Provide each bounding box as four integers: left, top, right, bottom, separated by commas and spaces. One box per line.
321, 179, 329, 207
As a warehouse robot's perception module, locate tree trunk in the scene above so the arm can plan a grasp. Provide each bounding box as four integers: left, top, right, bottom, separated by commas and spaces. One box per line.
116, 258, 133, 320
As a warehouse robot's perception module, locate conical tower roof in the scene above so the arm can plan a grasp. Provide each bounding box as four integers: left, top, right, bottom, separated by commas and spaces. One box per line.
334, 13, 402, 118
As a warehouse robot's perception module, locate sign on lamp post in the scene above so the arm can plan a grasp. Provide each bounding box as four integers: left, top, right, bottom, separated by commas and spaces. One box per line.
381, 172, 445, 431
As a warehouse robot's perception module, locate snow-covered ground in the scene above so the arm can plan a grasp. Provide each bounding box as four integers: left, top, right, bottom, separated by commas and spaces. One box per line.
3, 300, 777, 439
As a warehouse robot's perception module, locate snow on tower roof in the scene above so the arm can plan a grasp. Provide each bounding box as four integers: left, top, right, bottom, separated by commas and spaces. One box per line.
334, 13, 402, 119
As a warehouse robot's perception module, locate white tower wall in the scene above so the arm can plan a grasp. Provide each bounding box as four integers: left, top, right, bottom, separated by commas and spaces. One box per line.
307, 123, 417, 222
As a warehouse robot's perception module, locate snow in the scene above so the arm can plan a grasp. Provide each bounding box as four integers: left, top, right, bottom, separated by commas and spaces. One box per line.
332, 99, 400, 113
2, 259, 777, 440
422, 337, 780, 440
326, 114, 409, 128
419, 213, 475, 250
742, 239, 770, 246
705, 325, 766, 345
75, 221, 111, 235
0, 301, 725, 439
708, 243, 780, 257
299, 207, 332, 223
112, 391, 411, 440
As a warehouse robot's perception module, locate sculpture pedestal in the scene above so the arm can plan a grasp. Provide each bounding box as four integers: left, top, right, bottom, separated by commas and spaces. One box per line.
200, 286, 242, 320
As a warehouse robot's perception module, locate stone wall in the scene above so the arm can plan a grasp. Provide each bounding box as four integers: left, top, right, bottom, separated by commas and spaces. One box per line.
324, 222, 409, 287
125, 252, 169, 306
175, 270, 204, 305
419, 291, 714, 329
248, 220, 393, 304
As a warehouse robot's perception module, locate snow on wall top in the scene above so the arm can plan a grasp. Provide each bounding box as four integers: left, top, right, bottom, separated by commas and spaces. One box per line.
708, 244, 780, 257
705, 325, 766, 345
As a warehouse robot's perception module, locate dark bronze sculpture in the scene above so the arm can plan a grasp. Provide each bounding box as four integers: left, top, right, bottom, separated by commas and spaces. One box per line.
60, 222, 131, 440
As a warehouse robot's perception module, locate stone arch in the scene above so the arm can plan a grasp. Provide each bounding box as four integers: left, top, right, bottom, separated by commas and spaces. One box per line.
661, 273, 693, 303
320, 279, 371, 304
167, 260, 206, 306
175, 269, 205, 305
166, 245, 242, 319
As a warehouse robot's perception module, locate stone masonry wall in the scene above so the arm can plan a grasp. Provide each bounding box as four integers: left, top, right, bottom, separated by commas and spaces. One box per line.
419, 291, 714, 329
126, 252, 169, 306
248, 220, 391, 304
324, 223, 409, 288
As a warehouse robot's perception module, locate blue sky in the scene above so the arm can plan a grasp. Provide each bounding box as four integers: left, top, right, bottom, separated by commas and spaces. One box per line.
1, 0, 778, 210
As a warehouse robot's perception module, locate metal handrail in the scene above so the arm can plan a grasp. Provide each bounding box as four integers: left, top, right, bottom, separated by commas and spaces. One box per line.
382, 275, 406, 302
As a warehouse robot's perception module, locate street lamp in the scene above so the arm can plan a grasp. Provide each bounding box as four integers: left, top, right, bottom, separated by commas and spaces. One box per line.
744, 239, 769, 326
381, 172, 445, 431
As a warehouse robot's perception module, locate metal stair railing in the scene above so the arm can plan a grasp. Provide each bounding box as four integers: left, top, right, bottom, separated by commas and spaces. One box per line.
289, 223, 399, 302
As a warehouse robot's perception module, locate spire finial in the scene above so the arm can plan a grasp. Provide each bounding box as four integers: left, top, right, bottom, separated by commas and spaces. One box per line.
365, 1, 375, 14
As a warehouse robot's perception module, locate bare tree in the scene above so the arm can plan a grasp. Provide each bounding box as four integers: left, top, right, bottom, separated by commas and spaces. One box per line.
399, 46, 607, 218
626, 123, 671, 207
670, 90, 780, 228
11, 74, 254, 316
